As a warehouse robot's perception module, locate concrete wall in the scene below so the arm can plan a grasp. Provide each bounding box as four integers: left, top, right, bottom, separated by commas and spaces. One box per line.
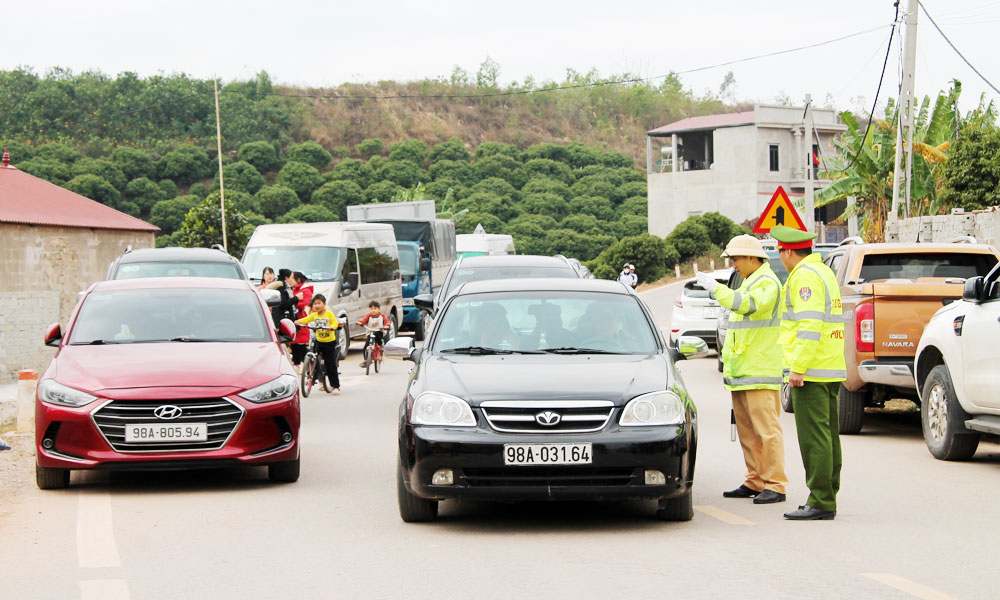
0, 291, 59, 383
887, 208, 1000, 247
0, 224, 154, 383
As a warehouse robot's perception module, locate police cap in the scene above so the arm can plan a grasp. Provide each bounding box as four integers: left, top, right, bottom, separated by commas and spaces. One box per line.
770, 225, 817, 250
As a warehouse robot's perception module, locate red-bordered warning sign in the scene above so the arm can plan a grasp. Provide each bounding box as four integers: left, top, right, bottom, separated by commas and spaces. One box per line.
753, 186, 807, 233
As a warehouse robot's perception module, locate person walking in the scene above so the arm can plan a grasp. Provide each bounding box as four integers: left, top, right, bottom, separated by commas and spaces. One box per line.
696, 235, 787, 505
771, 225, 846, 521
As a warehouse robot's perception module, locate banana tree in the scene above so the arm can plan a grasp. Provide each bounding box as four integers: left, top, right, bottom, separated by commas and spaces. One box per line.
816, 81, 961, 241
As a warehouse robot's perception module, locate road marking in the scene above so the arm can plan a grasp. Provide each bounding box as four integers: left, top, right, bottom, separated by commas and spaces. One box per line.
694, 505, 754, 525
861, 573, 957, 600
80, 579, 130, 600
77, 491, 121, 568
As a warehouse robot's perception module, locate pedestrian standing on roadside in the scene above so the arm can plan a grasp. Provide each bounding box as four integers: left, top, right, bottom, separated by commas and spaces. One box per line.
289, 272, 314, 369
257, 266, 275, 291
696, 235, 787, 505
617, 263, 638, 288
772, 225, 846, 521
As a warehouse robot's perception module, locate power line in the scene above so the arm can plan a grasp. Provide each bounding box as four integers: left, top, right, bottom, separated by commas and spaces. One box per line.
919, 0, 1000, 95
838, 3, 902, 173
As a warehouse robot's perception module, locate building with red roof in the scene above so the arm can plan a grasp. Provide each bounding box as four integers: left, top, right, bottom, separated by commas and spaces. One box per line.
645, 104, 848, 241
0, 149, 158, 382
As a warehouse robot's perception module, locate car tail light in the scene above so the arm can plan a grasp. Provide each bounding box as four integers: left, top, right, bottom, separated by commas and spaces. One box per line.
855, 303, 874, 352
674, 296, 683, 308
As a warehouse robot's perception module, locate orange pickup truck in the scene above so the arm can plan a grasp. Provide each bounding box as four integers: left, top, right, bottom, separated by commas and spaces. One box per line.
817, 239, 999, 434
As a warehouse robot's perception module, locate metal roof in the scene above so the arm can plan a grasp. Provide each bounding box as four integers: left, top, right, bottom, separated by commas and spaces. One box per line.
0, 165, 159, 232
647, 111, 756, 136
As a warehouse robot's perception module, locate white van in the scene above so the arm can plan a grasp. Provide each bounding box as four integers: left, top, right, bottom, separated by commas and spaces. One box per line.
455, 233, 515, 258
242, 222, 403, 358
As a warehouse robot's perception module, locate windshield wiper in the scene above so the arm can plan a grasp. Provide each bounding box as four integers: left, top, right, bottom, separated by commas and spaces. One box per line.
439, 346, 516, 355
541, 347, 624, 355
71, 339, 128, 345
168, 337, 229, 342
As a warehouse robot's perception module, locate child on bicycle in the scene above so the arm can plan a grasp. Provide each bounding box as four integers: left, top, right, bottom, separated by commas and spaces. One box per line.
296, 294, 341, 394
357, 300, 389, 369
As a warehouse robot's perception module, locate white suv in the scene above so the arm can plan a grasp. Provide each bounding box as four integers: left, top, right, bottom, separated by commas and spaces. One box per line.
914, 264, 1000, 460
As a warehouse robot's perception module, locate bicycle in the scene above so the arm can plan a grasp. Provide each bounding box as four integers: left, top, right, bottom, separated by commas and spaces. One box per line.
361, 323, 388, 376
300, 324, 337, 397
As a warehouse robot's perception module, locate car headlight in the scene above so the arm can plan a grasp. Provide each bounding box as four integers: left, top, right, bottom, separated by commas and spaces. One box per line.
620, 391, 686, 426
38, 379, 98, 408
238, 375, 298, 403
411, 392, 476, 427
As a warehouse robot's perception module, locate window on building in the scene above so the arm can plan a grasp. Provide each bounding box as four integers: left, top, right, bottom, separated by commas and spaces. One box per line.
769, 145, 779, 172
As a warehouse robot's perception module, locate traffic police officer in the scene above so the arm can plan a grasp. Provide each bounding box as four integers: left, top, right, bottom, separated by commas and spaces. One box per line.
697, 235, 787, 505
771, 225, 846, 521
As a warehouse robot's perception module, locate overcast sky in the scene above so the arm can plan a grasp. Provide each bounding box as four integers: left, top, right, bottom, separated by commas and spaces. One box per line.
4, 0, 999, 117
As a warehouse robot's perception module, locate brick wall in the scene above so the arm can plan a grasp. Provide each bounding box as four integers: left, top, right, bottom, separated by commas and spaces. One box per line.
886, 208, 1000, 247
0, 291, 59, 383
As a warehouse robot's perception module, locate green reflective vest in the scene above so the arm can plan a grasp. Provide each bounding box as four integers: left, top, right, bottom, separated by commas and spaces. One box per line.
779, 253, 847, 382
715, 262, 783, 391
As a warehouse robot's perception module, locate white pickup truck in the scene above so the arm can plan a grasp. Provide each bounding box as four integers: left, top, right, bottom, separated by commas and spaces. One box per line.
915, 262, 1000, 460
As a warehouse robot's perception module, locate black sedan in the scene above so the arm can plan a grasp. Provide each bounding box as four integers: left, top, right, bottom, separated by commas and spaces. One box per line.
387, 278, 707, 522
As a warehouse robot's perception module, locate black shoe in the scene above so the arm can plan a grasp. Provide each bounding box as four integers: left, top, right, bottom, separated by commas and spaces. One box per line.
783, 505, 836, 520
753, 490, 786, 504
722, 484, 759, 498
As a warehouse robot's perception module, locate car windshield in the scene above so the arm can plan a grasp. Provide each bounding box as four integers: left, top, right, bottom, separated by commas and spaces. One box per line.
398, 248, 417, 277
115, 261, 242, 280
69, 288, 271, 344
432, 291, 658, 354
859, 253, 998, 281
243, 246, 343, 282
444, 266, 576, 297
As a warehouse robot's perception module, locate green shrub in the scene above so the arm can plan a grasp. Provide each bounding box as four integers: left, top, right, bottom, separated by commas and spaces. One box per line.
524, 158, 574, 185
569, 195, 614, 221
429, 160, 475, 185
560, 214, 602, 235
475, 141, 520, 161
313, 180, 364, 220
600, 151, 635, 168
189, 182, 209, 199
376, 160, 429, 188
156, 145, 211, 185
158, 178, 179, 199
124, 177, 166, 214
454, 191, 520, 222
276, 161, 322, 200
112, 147, 156, 180
15, 158, 71, 184
425, 178, 466, 203
72, 158, 127, 190
3, 142, 35, 163
326, 158, 375, 188
619, 181, 647, 199
150, 195, 200, 235
696, 211, 746, 247
429, 138, 471, 163
565, 142, 602, 169
365, 180, 401, 203
572, 175, 624, 204
388, 140, 429, 165
522, 176, 571, 200
593, 234, 678, 281
666, 217, 713, 261
287, 140, 332, 169
213, 160, 265, 195
612, 214, 648, 238
521, 142, 568, 163
254, 185, 301, 220
473, 154, 527, 188
63, 174, 120, 207
331, 146, 349, 159
521, 193, 569, 220
179, 196, 251, 256
617, 196, 647, 217
205, 190, 258, 215
35, 142, 83, 164
455, 211, 503, 234
278, 204, 337, 224
238, 141, 279, 172
356, 138, 384, 158
368, 155, 385, 171
471, 177, 519, 201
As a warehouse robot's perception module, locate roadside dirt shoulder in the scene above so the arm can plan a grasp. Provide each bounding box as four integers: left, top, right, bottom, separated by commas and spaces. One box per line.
0, 434, 35, 522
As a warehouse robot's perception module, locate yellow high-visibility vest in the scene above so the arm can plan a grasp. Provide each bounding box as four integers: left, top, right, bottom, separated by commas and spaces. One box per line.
779, 253, 847, 382
714, 262, 783, 391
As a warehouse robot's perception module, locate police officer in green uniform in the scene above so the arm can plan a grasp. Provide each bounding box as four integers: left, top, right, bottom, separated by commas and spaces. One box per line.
771, 225, 846, 521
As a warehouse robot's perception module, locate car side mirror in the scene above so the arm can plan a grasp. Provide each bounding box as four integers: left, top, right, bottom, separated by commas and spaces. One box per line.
420, 257, 432, 272
385, 337, 416, 361
413, 293, 435, 316
45, 323, 63, 347
677, 336, 709, 360
259, 288, 282, 307
278, 318, 296, 343
964, 276, 984, 302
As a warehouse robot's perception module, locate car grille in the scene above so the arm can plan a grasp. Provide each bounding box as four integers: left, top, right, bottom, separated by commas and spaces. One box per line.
462, 467, 639, 488
91, 398, 244, 452
480, 401, 615, 433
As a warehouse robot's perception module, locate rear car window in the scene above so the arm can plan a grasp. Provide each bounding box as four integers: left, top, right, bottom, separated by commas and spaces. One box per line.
859, 253, 998, 281
115, 262, 242, 280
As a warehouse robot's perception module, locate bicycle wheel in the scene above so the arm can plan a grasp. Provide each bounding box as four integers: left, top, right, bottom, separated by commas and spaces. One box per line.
319, 358, 331, 393
365, 345, 373, 376
300, 354, 314, 398
374, 345, 382, 373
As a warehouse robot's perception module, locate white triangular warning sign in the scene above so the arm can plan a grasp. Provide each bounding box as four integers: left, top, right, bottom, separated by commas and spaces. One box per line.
753, 186, 807, 233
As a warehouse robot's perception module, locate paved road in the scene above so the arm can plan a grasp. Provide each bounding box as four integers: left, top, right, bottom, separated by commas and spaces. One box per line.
3, 281, 999, 599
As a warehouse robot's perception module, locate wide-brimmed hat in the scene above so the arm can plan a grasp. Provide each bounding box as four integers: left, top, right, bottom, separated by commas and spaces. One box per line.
721, 235, 769, 259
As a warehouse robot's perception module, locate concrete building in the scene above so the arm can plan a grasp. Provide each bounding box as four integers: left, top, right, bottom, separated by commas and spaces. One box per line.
0, 150, 158, 383
646, 104, 848, 241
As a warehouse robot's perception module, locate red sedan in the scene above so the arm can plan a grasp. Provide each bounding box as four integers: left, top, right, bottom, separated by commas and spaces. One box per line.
35, 277, 301, 489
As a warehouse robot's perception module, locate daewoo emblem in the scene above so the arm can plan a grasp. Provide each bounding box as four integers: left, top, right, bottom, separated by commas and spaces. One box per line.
535, 411, 562, 426
153, 405, 183, 420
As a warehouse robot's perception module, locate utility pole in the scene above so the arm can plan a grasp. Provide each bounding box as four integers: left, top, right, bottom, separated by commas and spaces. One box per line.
803, 94, 815, 232
891, 0, 918, 222
214, 77, 228, 251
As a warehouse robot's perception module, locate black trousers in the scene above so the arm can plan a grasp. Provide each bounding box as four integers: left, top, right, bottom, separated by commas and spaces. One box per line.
291, 344, 308, 365
363, 331, 384, 356
315, 340, 340, 389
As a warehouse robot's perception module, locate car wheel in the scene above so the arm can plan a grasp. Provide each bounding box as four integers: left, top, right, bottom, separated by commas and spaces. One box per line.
780, 382, 794, 413
397, 461, 438, 522
268, 456, 301, 483
388, 312, 398, 342
837, 384, 866, 434
414, 310, 431, 342
656, 489, 693, 522
36, 464, 70, 490
337, 322, 350, 360
922, 365, 980, 461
